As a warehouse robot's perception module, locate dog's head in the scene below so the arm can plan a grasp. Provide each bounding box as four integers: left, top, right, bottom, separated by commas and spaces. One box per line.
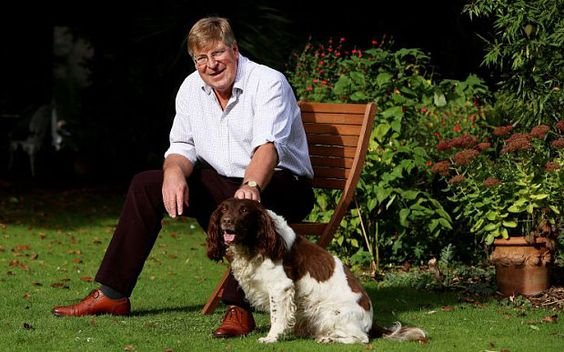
206, 198, 287, 261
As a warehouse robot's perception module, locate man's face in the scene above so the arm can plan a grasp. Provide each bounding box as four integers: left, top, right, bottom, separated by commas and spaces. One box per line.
193, 42, 239, 95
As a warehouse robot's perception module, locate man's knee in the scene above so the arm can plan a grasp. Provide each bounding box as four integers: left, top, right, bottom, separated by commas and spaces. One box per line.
130, 170, 163, 190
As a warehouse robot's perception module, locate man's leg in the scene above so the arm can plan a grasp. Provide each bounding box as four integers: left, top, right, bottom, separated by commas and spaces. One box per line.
52, 170, 165, 316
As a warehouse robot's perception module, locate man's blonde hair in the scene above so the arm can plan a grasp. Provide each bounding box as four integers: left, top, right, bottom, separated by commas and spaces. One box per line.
187, 17, 237, 56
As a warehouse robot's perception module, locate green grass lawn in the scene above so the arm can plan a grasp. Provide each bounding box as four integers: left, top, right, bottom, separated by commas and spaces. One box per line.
1, 188, 562, 351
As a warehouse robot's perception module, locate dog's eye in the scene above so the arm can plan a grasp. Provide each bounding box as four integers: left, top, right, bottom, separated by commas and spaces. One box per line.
240, 207, 248, 214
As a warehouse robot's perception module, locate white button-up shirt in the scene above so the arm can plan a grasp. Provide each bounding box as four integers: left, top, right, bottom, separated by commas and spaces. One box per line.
165, 54, 313, 179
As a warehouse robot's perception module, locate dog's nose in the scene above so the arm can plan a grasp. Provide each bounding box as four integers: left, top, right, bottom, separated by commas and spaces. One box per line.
221, 217, 232, 226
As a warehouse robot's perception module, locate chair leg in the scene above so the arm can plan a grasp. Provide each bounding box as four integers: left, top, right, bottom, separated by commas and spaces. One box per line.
201, 267, 231, 315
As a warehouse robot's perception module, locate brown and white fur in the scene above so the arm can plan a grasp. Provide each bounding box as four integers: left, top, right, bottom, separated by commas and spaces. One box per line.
207, 198, 427, 344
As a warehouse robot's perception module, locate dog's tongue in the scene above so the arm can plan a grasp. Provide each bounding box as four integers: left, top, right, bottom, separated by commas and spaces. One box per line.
223, 231, 235, 244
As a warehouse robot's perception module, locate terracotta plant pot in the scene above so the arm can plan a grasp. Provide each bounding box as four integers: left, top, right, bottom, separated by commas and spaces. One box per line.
490, 237, 552, 296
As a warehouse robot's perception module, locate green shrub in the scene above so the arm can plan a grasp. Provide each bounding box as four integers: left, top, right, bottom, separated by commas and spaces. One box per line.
464, 0, 564, 127
287, 38, 492, 270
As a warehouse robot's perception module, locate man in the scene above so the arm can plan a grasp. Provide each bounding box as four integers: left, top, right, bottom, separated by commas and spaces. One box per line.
52, 17, 314, 338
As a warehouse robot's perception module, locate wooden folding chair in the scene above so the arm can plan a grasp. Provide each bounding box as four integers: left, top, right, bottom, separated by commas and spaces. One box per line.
201, 101, 377, 314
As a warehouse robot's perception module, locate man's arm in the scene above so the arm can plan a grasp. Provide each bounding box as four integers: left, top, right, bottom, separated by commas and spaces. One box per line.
235, 142, 278, 201
162, 154, 194, 218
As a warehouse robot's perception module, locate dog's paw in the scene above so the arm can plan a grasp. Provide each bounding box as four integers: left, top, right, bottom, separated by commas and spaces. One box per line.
316, 336, 334, 344
258, 336, 278, 344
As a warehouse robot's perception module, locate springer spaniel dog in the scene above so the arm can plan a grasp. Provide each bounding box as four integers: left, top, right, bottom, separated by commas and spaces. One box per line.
206, 198, 427, 344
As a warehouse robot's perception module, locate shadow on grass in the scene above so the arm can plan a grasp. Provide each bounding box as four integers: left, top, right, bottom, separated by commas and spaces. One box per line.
131, 304, 203, 317
365, 285, 457, 325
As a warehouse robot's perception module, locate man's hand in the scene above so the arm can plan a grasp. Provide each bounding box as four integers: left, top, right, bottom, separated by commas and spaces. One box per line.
162, 155, 193, 218
234, 184, 261, 202
237, 142, 277, 202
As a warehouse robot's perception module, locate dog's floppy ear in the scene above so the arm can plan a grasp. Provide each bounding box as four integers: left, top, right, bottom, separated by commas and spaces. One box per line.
256, 206, 286, 260
206, 204, 226, 261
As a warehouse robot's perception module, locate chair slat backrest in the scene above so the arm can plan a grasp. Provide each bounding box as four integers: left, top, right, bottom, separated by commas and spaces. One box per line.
201, 101, 376, 315
291, 101, 376, 248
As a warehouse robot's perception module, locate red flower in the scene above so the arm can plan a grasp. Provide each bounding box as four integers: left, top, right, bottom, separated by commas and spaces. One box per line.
476, 142, 491, 151
453, 149, 479, 166
437, 140, 451, 151
556, 120, 564, 132
551, 138, 564, 149
448, 135, 478, 149
483, 177, 502, 188
448, 175, 465, 185
431, 161, 450, 176
544, 162, 560, 172
530, 125, 550, 139
501, 134, 532, 154
493, 125, 513, 136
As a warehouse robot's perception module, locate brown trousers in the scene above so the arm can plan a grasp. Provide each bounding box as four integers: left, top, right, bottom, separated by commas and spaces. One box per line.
95, 165, 314, 309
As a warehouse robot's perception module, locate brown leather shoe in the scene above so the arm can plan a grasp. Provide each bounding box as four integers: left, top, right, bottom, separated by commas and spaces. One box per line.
52, 289, 131, 317
213, 305, 255, 338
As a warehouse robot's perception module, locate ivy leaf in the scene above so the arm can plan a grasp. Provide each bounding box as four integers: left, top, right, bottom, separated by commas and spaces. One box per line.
399, 209, 410, 227
433, 92, 447, 107
373, 123, 391, 143
376, 72, 392, 87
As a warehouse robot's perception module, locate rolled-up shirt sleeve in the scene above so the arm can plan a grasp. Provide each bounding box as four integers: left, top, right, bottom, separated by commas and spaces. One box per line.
251, 71, 312, 178
164, 97, 197, 165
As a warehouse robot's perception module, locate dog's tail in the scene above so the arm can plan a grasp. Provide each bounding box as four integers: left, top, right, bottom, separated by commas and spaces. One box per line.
370, 321, 427, 342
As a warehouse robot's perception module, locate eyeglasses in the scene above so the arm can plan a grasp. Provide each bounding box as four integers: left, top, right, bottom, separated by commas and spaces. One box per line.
193, 47, 231, 66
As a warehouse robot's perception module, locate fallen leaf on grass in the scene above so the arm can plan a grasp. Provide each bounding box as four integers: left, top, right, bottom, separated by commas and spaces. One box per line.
50, 282, 69, 289
23, 322, 34, 330
23, 293, 30, 300
529, 325, 540, 331
80, 276, 94, 282
9, 260, 29, 271
14, 244, 31, 252
441, 305, 454, 312
124, 345, 136, 351
542, 314, 558, 323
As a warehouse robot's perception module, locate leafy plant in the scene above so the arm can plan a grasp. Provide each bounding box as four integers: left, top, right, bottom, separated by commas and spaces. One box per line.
288, 38, 492, 269
463, 0, 564, 127
430, 120, 564, 246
